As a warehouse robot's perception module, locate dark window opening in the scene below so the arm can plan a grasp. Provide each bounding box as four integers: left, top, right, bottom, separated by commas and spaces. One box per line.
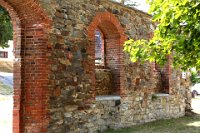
154, 62, 170, 94
0, 51, 8, 58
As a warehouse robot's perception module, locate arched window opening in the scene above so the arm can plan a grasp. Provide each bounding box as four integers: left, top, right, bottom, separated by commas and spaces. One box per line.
153, 61, 170, 94
94, 24, 121, 96
88, 12, 127, 97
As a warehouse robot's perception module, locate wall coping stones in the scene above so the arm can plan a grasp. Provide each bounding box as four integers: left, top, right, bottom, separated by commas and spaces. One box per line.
95, 95, 121, 101
154, 93, 170, 97
95, 68, 112, 72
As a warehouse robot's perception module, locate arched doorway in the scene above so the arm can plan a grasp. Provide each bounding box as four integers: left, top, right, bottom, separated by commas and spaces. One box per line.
0, 2, 21, 133
0, 0, 52, 132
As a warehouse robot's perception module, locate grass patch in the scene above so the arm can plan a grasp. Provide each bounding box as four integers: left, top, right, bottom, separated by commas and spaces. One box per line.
104, 115, 200, 133
0, 94, 12, 101
193, 97, 200, 100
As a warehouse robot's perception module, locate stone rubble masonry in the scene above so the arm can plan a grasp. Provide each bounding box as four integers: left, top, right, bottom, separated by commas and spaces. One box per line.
95, 69, 113, 95
0, 0, 191, 133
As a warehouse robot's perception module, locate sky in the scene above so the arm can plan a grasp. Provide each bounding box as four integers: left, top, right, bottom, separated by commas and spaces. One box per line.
131, 0, 150, 12
115, 0, 150, 12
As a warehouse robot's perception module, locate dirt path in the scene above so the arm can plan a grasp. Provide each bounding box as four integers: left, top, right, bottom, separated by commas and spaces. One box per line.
0, 61, 13, 73
192, 96, 200, 114
0, 95, 13, 133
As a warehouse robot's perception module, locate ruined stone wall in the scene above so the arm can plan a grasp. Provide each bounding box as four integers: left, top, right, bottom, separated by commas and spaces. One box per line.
36, 0, 190, 133
0, 0, 190, 132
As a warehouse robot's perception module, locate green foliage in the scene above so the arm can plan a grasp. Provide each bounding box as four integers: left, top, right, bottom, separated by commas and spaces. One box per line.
0, 6, 13, 48
124, 0, 200, 70
190, 70, 200, 84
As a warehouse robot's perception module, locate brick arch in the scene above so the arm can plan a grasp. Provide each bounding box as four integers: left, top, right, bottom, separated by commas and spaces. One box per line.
88, 12, 127, 96
0, 0, 52, 133
88, 12, 127, 45
6, 0, 51, 24
0, 1, 22, 133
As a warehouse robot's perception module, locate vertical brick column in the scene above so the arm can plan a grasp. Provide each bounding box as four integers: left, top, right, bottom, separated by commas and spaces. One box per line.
12, 15, 22, 133
22, 23, 50, 133
160, 55, 172, 94
119, 35, 127, 96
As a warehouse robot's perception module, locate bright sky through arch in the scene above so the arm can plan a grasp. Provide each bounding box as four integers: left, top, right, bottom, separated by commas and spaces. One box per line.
132, 0, 149, 12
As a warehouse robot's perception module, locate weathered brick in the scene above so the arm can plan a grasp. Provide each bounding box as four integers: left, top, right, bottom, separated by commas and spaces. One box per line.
0, 0, 191, 133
